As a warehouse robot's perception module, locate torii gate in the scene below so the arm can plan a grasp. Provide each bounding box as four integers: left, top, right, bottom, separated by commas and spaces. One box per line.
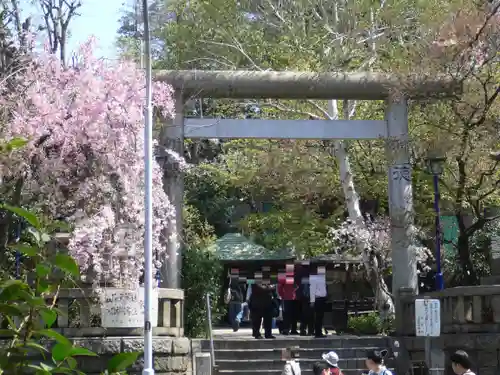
153, 70, 460, 326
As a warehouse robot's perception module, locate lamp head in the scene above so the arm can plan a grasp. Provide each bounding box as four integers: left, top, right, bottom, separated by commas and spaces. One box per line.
425, 156, 446, 175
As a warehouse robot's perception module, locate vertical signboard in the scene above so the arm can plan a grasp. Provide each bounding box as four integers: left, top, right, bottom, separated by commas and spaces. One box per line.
415, 298, 441, 337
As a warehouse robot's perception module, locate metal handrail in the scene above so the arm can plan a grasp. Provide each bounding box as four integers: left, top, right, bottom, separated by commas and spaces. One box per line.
206, 293, 216, 368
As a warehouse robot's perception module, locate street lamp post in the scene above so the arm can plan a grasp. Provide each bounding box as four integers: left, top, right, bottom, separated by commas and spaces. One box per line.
426, 156, 446, 291
142, 0, 154, 374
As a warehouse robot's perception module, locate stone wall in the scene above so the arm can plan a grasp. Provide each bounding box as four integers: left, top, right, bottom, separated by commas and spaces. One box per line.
0, 287, 191, 374
398, 284, 500, 375
403, 334, 500, 375
73, 337, 193, 375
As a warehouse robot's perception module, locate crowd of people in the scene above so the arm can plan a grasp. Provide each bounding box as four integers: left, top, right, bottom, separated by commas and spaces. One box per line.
226, 264, 328, 339
282, 347, 475, 375
225, 266, 477, 375
283, 348, 393, 375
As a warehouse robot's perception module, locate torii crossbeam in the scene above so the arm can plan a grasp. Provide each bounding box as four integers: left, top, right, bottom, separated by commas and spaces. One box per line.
154, 70, 459, 99
154, 70, 461, 332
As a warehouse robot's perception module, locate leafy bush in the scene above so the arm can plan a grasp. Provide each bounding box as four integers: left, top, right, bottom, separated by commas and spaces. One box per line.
182, 246, 223, 338
347, 312, 393, 335
0, 204, 140, 374
444, 219, 498, 287
181, 205, 224, 338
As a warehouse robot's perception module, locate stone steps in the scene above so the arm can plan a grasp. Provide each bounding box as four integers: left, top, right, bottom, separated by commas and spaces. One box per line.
202, 335, 393, 375
217, 369, 370, 375
217, 358, 368, 371
202, 336, 390, 350
214, 347, 380, 361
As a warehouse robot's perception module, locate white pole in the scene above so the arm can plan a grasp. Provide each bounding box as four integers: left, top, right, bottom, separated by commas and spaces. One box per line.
142, 0, 154, 374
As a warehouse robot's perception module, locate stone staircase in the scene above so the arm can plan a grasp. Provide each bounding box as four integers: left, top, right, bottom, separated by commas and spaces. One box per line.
201, 335, 395, 375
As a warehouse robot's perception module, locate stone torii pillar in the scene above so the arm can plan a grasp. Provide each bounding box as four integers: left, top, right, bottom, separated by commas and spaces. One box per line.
158, 90, 184, 289
153, 70, 461, 306
385, 98, 418, 329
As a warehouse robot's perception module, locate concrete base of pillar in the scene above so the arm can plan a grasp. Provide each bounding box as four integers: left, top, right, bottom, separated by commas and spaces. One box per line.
395, 287, 416, 335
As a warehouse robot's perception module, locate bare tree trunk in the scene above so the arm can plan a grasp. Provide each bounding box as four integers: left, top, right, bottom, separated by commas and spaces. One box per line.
325, 4, 394, 318
6, 0, 32, 50
328, 99, 395, 318
38, 0, 82, 65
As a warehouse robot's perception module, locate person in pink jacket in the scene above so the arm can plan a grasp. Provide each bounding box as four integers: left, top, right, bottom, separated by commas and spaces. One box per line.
278, 265, 299, 335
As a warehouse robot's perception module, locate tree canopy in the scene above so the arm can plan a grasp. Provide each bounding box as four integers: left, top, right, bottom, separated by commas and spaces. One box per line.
114, 0, 500, 288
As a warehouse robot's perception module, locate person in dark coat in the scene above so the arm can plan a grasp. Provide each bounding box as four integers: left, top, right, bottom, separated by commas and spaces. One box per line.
310, 266, 328, 338
248, 280, 277, 339
296, 265, 314, 336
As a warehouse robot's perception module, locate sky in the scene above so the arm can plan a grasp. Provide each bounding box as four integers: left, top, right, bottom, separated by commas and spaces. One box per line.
25, 0, 124, 60
67, 0, 124, 59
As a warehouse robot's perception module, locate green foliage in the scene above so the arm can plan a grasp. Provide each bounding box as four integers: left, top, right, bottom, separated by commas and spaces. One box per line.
182, 246, 223, 338
119, 0, 500, 282
240, 209, 334, 256
0, 137, 28, 153
347, 313, 381, 335
347, 312, 394, 335
185, 164, 242, 236
106, 352, 142, 374
183, 204, 216, 250
155, 0, 456, 72
0, 204, 140, 374
116, 0, 458, 260
215, 138, 346, 257
221, 139, 341, 204
444, 219, 499, 286
181, 205, 223, 338
445, 250, 490, 287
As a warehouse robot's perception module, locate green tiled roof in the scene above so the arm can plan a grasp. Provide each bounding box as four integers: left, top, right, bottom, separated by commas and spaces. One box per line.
208, 233, 294, 261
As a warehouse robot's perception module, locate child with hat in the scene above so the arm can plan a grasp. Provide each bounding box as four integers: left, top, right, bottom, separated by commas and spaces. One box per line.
321, 351, 343, 375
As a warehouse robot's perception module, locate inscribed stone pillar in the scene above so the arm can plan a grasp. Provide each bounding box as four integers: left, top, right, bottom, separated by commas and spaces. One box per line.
385, 98, 418, 330
159, 91, 184, 289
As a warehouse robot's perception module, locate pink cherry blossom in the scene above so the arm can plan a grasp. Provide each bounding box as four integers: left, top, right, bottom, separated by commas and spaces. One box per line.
328, 216, 432, 272
2, 38, 176, 288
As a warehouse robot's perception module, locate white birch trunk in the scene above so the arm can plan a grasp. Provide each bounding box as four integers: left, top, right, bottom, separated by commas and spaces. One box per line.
328, 99, 395, 318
